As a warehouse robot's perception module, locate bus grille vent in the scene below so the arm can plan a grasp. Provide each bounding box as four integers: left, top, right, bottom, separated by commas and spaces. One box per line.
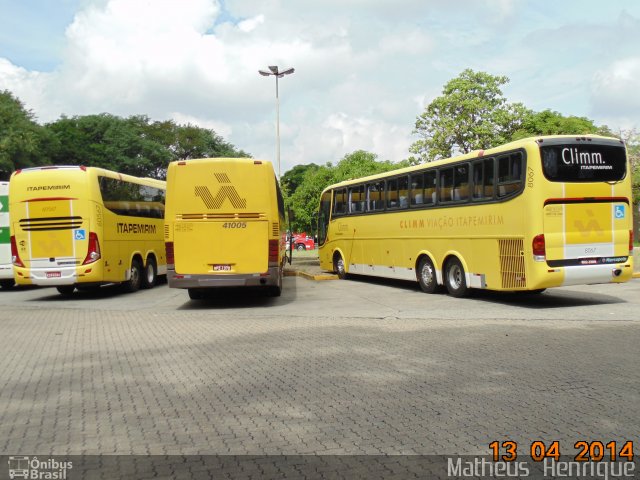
272, 223, 279, 236
164, 225, 170, 239
498, 239, 526, 289
19, 216, 83, 231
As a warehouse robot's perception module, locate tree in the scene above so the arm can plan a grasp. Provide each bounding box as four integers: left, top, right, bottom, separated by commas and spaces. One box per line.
281, 163, 320, 197
286, 150, 406, 233
513, 109, 600, 139
0, 90, 51, 179
410, 69, 528, 162
45, 114, 250, 179
45, 114, 171, 178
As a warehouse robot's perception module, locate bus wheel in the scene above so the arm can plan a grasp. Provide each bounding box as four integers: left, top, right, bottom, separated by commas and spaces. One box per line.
141, 258, 157, 289
524, 288, 546, 294
333, 253, 347, 280
124, 258, 143, 293
417, 257, 438, 294
188, 288, 204, 300
444, 257, 469, 297
0, 279, 15, 290
296, 244, 305, 251
56, 285, 75, 296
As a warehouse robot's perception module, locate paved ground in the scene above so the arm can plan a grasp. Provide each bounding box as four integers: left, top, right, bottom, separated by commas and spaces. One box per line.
0, 270, 638, 464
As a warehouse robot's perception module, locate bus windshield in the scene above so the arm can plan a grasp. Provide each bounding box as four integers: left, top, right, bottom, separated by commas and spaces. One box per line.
540, 143, 627, 182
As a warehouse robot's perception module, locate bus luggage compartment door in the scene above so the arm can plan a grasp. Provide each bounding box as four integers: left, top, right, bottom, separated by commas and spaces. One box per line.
173, 220, 269, 275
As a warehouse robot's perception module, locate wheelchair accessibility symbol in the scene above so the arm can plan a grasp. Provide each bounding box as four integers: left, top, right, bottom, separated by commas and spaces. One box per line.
74, 229, 86, 241
614, 205, 625, 219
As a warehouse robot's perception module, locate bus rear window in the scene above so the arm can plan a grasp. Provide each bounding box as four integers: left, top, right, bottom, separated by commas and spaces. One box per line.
541, 144, 627, 182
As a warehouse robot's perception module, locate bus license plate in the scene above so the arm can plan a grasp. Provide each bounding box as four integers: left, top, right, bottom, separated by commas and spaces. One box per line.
213, 265, 231, 272
46, 271, 62, 278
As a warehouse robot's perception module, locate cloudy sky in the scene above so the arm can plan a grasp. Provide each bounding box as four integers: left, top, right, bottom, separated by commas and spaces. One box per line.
1, 0, 639, 174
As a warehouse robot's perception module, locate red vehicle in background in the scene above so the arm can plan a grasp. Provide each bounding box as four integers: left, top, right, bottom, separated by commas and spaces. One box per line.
289, 232, 315, 251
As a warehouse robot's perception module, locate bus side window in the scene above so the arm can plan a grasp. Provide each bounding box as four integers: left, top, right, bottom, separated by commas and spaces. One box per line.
497, 152, 523, 198
387, 178, 398, 209
473, 159, 495, 200
367, 181, 385, 211
349, 185, 365, 213
398, 175, 409, 209
453, 164, 469, 201
333, 189, 347, 215
439, 168, 453, 202
410, 173, 424, 205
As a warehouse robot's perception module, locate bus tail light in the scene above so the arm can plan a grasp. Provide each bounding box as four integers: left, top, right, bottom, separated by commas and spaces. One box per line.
165, 242, 174, 265
630, 230, 634, 255
82, 232, 101, 265
532, 234, 546, 262
10, 236, 24, 267
268, 239, 279, 263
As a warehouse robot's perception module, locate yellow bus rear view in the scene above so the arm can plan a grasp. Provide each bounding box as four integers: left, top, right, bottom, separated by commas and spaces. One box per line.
10, 166, 166, 295
164, 158, 288, 299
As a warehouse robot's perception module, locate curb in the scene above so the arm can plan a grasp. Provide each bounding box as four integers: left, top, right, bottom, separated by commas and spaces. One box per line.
284, 270, 339, 281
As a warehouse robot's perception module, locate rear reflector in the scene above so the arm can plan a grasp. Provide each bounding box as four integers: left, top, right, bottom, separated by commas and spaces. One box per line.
532, 234, 546, 261
10, 236, 24, 267
165, 241, 174, 265
82, 232, 101, 265
268, 239, 279, 263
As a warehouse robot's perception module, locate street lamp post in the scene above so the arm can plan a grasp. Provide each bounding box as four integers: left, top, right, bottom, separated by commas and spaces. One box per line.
259, 65, 294, 180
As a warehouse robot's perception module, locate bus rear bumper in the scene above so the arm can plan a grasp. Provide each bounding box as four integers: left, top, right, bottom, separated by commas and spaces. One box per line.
167, 267, 280, 289
560, 263, 632, 286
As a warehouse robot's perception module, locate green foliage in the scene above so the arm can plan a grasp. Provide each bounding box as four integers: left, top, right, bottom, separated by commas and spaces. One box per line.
0, 90, 52, 179
286, 150, 406, 233
280, 163, 320, 197
45, 114, 249, 179
512, 109, 600, 139
410, 69, 528, 162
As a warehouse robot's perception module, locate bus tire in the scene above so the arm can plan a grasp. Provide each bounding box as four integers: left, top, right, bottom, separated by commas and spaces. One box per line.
268, 285, 282, 297
56, 285, 75, 296
141, 257, 157, 289
0, 279, 15, 290
444, 257, 469, 297
296, 244, 305, 251
188, 288, 204, 300
417, 257, 438, 294
333, 253, 347, 280
524, 288, 546, 294
124, 258, 143, 293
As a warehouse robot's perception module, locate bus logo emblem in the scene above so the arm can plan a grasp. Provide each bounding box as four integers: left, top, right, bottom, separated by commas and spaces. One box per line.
195, 173, 247, 209
74, 229, 86, 241
614, 205, 625, 219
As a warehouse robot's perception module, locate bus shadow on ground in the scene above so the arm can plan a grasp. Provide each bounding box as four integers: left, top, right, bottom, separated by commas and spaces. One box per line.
177, 283, 297, 310
344, 274, 626, 308
24, 283, 134, 301
469, 288, 626, 309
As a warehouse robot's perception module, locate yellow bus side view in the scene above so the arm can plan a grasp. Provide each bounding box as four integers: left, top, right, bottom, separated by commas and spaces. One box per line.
164, 158, 288, 299
318, 135, 633, 297
9, 166, 167, 295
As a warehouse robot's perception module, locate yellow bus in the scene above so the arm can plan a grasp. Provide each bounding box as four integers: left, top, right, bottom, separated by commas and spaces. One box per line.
318, 135, 633, 296
10, 166, 166, 295
164, 158, 288, 299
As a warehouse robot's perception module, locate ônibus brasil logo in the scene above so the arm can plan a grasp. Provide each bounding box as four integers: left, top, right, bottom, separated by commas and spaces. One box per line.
7, 456, 73, 479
